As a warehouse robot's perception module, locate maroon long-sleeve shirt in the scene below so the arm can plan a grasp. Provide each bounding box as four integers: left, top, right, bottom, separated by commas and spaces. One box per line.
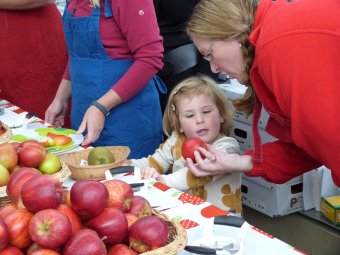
63, 0, 164, 101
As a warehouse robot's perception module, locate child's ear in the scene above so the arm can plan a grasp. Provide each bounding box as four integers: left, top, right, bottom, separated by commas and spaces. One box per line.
179, 126, 184, 133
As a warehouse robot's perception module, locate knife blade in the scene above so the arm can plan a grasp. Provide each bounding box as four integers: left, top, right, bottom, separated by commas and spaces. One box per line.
184, 245, 236, 255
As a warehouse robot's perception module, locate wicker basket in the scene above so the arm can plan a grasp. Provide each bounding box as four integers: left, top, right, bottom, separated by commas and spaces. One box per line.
141, 209, 188, 255
0, 160, 71, 208
0, 123, 12, 144
59, 146, 130, 181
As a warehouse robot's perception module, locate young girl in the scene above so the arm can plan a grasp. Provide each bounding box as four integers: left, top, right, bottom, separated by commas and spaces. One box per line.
129, 76, 242, 214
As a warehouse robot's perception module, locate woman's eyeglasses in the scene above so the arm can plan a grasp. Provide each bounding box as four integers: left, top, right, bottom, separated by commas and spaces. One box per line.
202, 41, 217, 62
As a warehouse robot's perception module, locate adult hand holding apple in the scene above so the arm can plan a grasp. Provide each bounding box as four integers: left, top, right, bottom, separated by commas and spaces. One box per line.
181, 137, 208, 163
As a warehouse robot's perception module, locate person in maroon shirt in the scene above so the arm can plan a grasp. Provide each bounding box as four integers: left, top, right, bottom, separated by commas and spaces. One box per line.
45, 0, 166, 158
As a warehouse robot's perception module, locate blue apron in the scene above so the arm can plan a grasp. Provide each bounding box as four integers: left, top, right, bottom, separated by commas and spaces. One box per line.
63, 0, 166, 158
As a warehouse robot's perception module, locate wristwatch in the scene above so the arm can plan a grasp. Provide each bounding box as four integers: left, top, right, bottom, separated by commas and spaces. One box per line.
91, 100, 110, 117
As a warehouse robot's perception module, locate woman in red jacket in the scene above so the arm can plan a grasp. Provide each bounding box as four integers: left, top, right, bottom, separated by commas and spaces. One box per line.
0, 1, 68, 122
185, 0, 340, 187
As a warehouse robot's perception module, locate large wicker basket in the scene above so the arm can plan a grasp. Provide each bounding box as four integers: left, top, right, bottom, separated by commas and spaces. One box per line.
141, 209, 188, 255
0, 123, 12, 144
59, 146, 130, 181
0, 160, 71, 207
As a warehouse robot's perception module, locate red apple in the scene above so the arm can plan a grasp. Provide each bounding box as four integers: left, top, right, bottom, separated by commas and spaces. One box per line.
4, 208, 33, 249
26, 242, 41, 255
181, 137, 207, 163
21, 175, 64, 213
63, 229, 106, 255
56, 204, 82, 235
0, 217, 9, 251
129, 215, 168, 253
128, 195, 153, 218
17, 140, 46, 168
124, 212, 138, 229
30, 249, 60, 255
107, 244, 138, 255
0, 203, 18, 218
0, 143, 18, 172
104, 179, 133, 212
70, 180, 109, 220
29, 209, 72, 249
0, 246, 24, 255
6, 167, 41, 202
87, 207, 128, 245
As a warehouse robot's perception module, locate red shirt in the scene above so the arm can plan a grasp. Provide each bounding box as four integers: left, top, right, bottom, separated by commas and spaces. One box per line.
245, 0, 340, 186
63, 0, 163, 101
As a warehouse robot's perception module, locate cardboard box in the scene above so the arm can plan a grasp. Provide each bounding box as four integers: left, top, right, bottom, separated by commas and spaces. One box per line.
219, 80, 269, 129
230, 120, 276, 151
241, 175, 304, 217
320, 196, 340, 225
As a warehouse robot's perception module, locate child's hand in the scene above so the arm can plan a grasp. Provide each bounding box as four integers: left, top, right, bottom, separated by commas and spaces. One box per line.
140, 166, 160, 180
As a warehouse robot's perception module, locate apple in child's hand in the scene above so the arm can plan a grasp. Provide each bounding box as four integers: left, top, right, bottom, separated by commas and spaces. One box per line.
38, 152, 62, 175
87, 207, 129, 244
107, 244, 138, 255
21, 175, 64, 213
128, 195, 152, 218
63, 229, 106, 255
70, 180, 109, 220
129, 215, 168, 253
0, 217, 9, 251
104, 179, 133, 212
181, 137, 207, 163
29, 209, 72, 250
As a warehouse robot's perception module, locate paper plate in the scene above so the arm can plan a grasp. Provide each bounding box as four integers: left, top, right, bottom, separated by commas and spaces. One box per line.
11, 127, 84, 154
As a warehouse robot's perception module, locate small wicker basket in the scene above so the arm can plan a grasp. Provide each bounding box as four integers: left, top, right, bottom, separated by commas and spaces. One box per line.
59, 146, 130, 181
141, 209, 188, 255
0, 123, 12, 144
0, 160, 71, 208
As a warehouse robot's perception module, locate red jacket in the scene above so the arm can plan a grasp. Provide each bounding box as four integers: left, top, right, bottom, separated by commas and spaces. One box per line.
245, 0, 340, 186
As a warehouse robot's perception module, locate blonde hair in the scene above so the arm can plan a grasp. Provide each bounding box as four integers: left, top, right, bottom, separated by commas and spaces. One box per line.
186, 0, 258, 116
89, 0, 100, 8
163, 76, 234, 138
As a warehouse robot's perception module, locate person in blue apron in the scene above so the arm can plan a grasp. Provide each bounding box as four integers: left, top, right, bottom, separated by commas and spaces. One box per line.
45, 0, 166, 158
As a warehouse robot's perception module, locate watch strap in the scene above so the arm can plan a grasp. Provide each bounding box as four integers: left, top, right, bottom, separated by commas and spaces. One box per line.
91, 100, 110, 117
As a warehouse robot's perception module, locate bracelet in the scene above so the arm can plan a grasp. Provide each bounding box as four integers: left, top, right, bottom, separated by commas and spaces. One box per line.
91, 100, 110, 117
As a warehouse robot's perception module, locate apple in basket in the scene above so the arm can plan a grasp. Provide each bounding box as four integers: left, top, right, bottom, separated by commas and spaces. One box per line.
0, 164, 10, 187
0, 246, 25, 255
103, 179, 133, 212
107, 244, 138, 255
63, 229, 106, 255
124, 212, 139, 229
70, 180, 109, 220
87, 207, 129, 245
0, 217, 9, 251
17, 140, 46, 168
0, 142, 18, 172
30, 249, 61, 255
29, 209, 72, 250
128, 195, 153, 218
38, 152, 62, 175
129, 215, 169, 253
21, 175, 64, 213
6, 167, 41, 202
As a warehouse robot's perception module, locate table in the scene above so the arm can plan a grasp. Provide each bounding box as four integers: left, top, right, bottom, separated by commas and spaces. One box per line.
0, 98, 308, 255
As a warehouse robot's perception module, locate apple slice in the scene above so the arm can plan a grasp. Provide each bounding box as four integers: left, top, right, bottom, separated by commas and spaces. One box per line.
53, 135, 72, 146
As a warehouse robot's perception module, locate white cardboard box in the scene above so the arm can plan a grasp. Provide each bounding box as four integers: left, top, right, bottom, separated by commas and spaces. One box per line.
219, 80, 269, 129
241, 175, 304, 217
230, 119, 276, 151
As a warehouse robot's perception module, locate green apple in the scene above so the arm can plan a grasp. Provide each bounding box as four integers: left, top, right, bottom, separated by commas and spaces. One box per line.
0, 164, 10, 186
88, 147, 115, 165
38, 152, 62, 174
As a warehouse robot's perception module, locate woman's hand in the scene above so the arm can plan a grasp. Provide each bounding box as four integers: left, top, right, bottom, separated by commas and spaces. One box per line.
45, 98, 68, 128
186, 144, 253, 177
77, 106, 105, 146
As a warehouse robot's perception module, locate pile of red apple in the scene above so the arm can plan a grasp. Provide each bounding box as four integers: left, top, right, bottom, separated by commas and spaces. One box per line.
0, 140, 63, 187
0, 168, 170, 254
